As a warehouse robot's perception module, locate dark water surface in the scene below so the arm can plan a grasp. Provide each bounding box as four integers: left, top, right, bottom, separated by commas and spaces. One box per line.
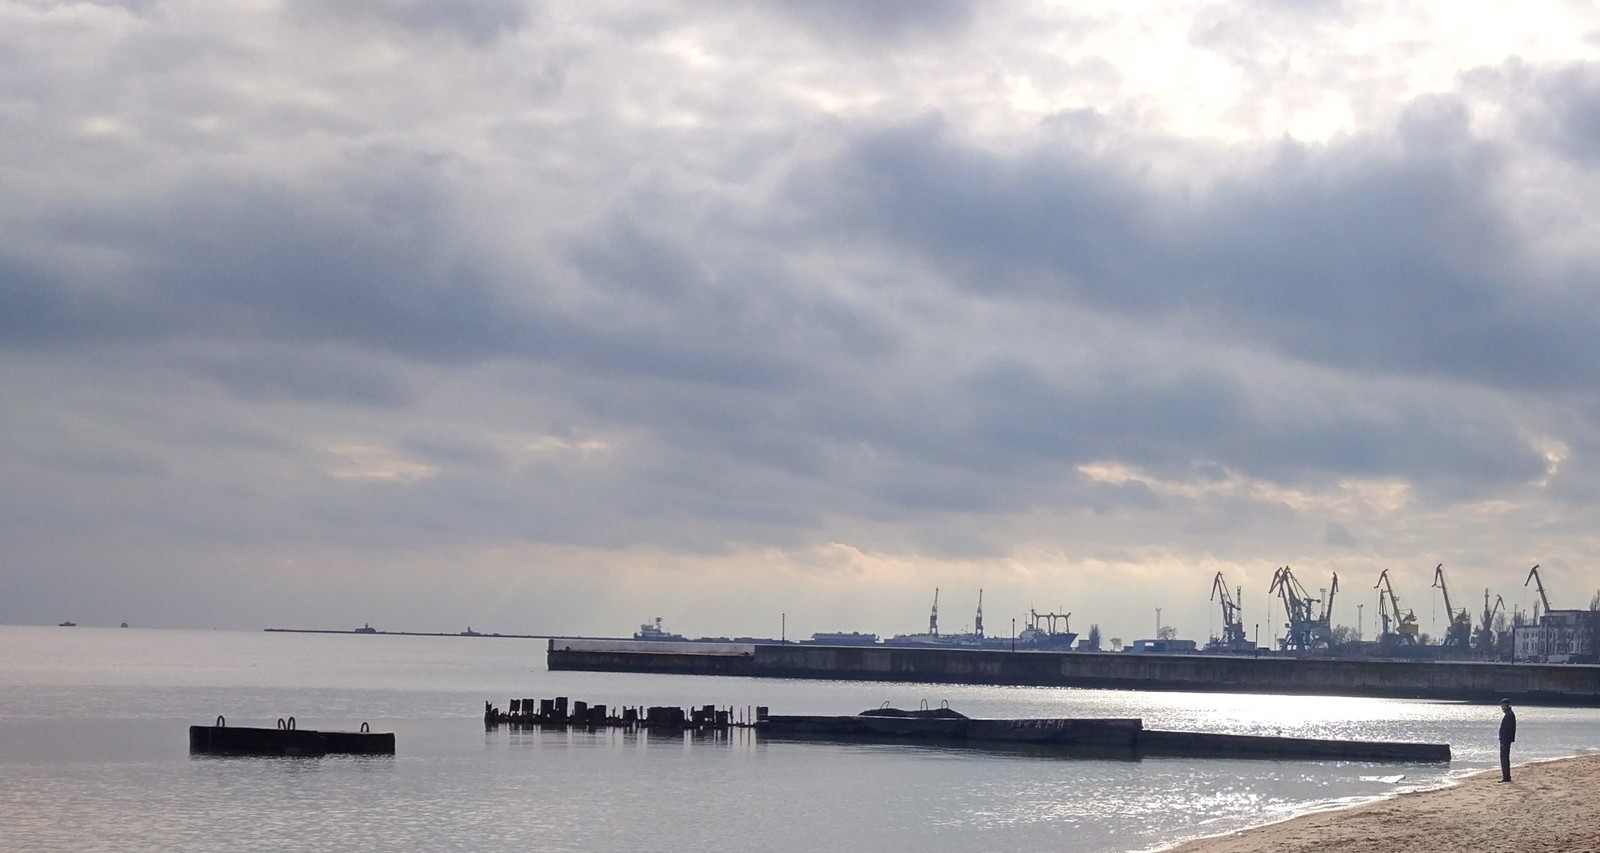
3, 626, 1597, 852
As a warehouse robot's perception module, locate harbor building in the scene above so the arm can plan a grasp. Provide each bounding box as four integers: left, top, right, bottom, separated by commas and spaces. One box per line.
1513, 609, 1600, 663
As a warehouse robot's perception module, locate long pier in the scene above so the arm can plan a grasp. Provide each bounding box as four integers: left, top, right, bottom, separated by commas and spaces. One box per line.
545, 639, 1600, 705
761, 710, 1449, 762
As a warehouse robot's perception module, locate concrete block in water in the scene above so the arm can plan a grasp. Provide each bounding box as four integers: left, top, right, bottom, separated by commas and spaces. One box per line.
318, 729, 397, 754
759, 714, 1447, 763
967, 717, 1142, 745
189, 723, 394, 757
763, 714, 1141, 744
1138, 729, 1450, 762
189, 725, 327, 756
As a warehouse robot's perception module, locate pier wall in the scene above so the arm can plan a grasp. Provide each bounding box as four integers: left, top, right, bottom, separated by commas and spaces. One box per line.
547, 639, 1600, 705
544, 639, 758, 676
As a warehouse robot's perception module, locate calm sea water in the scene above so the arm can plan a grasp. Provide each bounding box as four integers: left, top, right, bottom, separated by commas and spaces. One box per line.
3, 626, 1598, 853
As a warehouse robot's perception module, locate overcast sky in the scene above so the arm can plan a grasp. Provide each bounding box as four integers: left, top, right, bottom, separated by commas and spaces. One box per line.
5, 0, 1600, 645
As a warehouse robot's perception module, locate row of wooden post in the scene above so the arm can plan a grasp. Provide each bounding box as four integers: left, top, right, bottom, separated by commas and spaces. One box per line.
484, 697, 769, 730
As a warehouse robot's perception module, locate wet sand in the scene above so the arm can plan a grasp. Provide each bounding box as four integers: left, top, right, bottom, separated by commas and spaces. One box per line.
1169, 753, 1600, 852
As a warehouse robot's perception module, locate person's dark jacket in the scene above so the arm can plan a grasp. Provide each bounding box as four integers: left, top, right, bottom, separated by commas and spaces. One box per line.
1500, 708, 1517, 743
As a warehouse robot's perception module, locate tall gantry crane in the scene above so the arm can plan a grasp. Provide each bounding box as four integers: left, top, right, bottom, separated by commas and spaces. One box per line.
1525, 565, 1551, 619
928, 587, 940, 636
1269, 566, 1312, 649
1269, 566, 1335, 650
1431, 564, 1473, 648
1209, 572, 1249, 651
974, 589, 984, 639
1374, 569, 1419, 645
1475, 590, 1505, 655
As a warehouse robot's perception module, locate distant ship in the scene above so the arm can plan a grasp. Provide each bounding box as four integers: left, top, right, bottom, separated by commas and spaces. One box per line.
354, 623, 378, 634
58, 620, 76, 627
634, 617, 686, 641
884, 588, 962, 647
1015, 610, 1078, 649
829, 593, 1079, 651
882, 632, 985, 647
804, 631, 880, 646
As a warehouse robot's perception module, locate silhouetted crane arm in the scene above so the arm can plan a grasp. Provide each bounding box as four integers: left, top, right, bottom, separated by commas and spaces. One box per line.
1211, 571, 1242, 634
1525, 565, 1551, 613
1432, 564, 1456, 617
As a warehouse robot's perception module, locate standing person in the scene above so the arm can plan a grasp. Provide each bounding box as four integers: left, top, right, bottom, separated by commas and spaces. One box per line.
1499, 698, 1516, 782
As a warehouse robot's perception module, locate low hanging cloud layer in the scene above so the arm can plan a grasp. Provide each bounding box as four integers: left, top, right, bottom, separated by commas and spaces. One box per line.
4, 0, 1599, 642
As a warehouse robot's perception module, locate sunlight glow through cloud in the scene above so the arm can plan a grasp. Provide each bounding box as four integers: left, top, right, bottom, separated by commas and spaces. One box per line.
325, 445, 439, 483
4, 0, 1600, 640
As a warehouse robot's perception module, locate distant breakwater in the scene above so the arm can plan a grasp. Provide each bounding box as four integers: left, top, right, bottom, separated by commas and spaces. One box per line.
546, 638, 1600, 706
263, 628, 593, 641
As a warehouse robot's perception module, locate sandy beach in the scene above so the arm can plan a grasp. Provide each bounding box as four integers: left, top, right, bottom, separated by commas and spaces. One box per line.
1169, 754, 1600, 853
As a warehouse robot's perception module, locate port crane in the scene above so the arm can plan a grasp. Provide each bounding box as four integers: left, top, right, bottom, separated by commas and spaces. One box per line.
1475, 590, 1505, 655
1209, 572, 1249, 651
1269, 566, 1336, 650
1374, 569, 1419, 645
974, 589, 985, 639
1525, 565, 1551, 619
928, 588, 940, 637
1431, 564, 1473, 649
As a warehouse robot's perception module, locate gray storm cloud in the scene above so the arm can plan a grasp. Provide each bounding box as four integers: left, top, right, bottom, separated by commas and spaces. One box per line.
2, 0, 1597, 640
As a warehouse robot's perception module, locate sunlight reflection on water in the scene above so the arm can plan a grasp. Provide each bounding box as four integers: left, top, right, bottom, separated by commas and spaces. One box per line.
3, 627, 1598, 853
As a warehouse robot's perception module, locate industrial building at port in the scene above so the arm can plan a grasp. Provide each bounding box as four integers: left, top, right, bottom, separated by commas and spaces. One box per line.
636, 563, 1600, 666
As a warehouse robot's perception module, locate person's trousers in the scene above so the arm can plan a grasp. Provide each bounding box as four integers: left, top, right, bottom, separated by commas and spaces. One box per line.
1500, 740, 1512, 781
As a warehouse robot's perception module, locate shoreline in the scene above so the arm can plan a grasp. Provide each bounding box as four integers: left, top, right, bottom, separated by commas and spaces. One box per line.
1162, 752, 1600, 853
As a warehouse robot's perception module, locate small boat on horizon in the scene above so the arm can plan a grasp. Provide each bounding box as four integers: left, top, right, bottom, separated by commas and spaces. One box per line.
58, 620, 76, 627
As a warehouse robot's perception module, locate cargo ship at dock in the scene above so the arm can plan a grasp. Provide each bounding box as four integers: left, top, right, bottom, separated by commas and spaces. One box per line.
630, 589, 1081, 651
826, 589, 1079, 651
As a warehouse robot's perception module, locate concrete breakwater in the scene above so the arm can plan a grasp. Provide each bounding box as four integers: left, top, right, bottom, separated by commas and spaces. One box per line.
545, 639, 1600, 706
188, 716, 394, 756
762, 709, 1450, 762
479, 696, 1449, 762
